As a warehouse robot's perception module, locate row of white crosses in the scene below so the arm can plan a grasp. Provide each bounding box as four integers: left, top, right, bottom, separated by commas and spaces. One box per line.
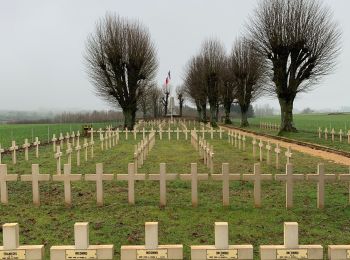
133, 131, 156, 171
199, 122, 224, 140
97, 127, 119, 151
1, 160, 348, 208
252, 137, 292, 169
260, 121, 280, 131
3, 220, 350, 260
228, 130, 247, 151
318, 127, 350, 143
198, 137, 214, 174
3, 137, 41, 165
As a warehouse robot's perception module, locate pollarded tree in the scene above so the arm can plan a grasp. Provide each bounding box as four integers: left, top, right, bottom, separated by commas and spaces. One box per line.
248, 0, 341, 132
230, 38, 265, 127
85, 13, 158, 129
148, 85, 162, 118
183, 56, 207, 122
200, 39, 226, 127
220, 57, 236, 124
176, 85, 185, 117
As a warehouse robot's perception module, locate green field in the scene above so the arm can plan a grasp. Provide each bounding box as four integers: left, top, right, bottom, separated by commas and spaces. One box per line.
232, 113, 350, 152
0, 126, 349, 259
0, 121, 121, 148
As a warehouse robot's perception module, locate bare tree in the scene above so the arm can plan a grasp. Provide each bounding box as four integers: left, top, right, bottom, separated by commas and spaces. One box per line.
230, 38, 265, 127
85, 13, 158, 129
160, 86, 170, 116
220, 57, 236, 124
183, 56, 207, 122
149, 85, 162, 118
200, 39, 226, 127
248, 0, 341, 132
176, 85, 185, 117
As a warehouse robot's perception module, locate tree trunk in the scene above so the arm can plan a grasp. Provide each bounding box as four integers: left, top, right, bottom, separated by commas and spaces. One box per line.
279, 98, 297, 132
179, 102, 183, 117
224, 102, 232, 124
123, 108, 136, 130
201, 103, 207, 123
209, 104, 218, 127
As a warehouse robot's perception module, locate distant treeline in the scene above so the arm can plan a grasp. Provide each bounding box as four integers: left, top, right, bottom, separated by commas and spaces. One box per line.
3, 110, 124, 124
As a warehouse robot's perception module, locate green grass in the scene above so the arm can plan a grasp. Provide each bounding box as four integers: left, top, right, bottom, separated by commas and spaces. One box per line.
232, 113, 350, 152
0, 128, 350, 259
0, 121, 121, 148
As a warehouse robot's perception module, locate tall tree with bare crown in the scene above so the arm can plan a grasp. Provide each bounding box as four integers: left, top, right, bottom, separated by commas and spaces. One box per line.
248, 0, 341, 132
85, 13, 158, 129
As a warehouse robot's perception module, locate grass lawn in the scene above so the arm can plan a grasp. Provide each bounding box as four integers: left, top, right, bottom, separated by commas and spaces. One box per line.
0, 130, 349, 259
231, 113, 350, 152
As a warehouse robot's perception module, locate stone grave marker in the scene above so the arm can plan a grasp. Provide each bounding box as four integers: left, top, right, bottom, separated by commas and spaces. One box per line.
252, 138, 257, 159
66, 143, 73, 165
85, 163, 114, 206
260, 222, 323, 260
238, 133, 242, 150
9, 141, 18, 164
339, 129, 343, 142
243, 163, 273, 207
212, 163, 240, 206
51, 222, 114, 260
52, 164, 82, 207
265, 141, 271, 165
54, 146, 62, 175
324, 128, 328, 140
306, 163, 336, 209
348, 130, 350, 144
331, 128, 335, 142
52, 134, 57, 152
168, 127, 171, 140
328, 242, 350, 259
22, 139, 31, 161
75, 137, 81, 166
191, 222, 253, 260
275, 164, 304, 208
59, 133, 64, 148
83, 138, 89, 162
0, 223, 44, 259
242, 135, 246, 151
33, 137, 40, 158
117, 163, 145, 205
71, 131, 75, 147
65, 132, 70, 147
125, 127, 129, 140
21, 164, 50, 206
285, 146, 292, 164
121, 222, 183, 260
179, 163, 208, 207
258, 139, 263, 162
0, 164, 18, 204
318, 127, 322, 139
149, 163, 178, 207
274, 144, 281, 169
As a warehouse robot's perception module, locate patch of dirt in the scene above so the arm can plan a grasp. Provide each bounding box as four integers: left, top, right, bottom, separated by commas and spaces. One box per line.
222, 126, 350, 167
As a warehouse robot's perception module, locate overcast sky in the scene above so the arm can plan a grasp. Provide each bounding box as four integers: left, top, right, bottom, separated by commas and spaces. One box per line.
0, 0, 349, 112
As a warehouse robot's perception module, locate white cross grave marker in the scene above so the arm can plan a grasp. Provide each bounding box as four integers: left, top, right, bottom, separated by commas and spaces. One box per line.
260, 222, 323, 260
52, 134, 57, 152
258, 139, 264, 162
179, 163, 208, 207
0, 145, 4, 164
54, 146, 62, 175
66, 143, 73, 165
285, 146, 292, 164
121, 222, 183, 260
117, 163, 146, 205
274, 143, 281, 169
306, 163, 336, 209
9, 141, 18, 165
0, 223, 44, 259
191, 222, 253, 260
52, 164, 82, 207
33, 137, 40, 158
83, 138, 88, 162
266, 141, 271, 165
59, 133, 64, 148
149, 163, 178, 207
212, 163, 241, 206
275, 164, 304, 208
21, 164, 50, 206
243, 163, 273, 207
22, 139, 31, 161
85, 163, 114, 206
0, 164, 18, 204
75, 137, 81, 166
50, 222, 114, 260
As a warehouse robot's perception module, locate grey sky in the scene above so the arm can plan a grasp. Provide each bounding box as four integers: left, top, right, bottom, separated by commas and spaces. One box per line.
0, 0, 349, 112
